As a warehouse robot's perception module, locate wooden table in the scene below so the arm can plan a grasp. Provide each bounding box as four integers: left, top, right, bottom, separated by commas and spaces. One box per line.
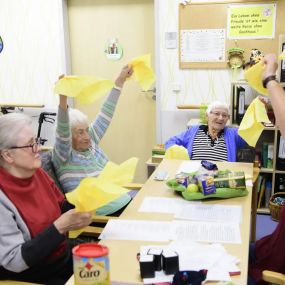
66, 159, 254, 285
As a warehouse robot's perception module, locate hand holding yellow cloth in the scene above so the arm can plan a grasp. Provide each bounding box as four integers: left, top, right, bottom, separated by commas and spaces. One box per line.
128, 54, 156, 91
164, 145, 190, 160
245, 51, 285, 96
54, 76, 114, 104
238, 98, 271, 147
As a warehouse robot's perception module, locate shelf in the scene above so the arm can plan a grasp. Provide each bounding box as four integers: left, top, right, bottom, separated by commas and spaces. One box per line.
275, 169, 285, 174
257, 208, 270, 214
259, 168, 274, 174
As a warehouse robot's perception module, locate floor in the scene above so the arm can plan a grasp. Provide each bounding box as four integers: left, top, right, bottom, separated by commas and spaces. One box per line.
256, 213, 278, 240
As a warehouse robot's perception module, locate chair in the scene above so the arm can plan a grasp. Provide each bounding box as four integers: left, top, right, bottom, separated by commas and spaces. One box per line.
263, 270, 285, 285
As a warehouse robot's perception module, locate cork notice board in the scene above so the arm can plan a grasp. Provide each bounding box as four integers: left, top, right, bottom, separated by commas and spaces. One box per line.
179, 1, 285, 69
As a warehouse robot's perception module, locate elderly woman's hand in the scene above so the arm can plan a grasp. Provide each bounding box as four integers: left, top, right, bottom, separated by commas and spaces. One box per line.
115, 65, 133, 88
54, 209, 93, 235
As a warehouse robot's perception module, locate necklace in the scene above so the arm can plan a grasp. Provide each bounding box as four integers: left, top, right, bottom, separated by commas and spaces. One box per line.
207, 131, 219, 148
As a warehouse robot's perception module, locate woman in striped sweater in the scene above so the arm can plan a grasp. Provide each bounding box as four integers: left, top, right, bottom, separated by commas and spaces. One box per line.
165, 101, 248, 162
52, 65, 134, 216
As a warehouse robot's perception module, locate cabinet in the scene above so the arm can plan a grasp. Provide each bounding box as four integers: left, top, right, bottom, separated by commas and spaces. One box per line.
230, 81, 285, 214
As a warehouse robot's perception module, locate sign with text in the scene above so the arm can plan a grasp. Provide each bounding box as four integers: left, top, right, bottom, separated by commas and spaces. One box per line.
227, 3, 276, 39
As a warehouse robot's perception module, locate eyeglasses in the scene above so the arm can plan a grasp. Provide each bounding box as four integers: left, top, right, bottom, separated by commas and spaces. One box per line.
210, 111, 230, 119
10, 137, 42, 153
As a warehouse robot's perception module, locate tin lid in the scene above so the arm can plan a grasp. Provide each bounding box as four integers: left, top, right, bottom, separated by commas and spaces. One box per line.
72, 243, 109, 258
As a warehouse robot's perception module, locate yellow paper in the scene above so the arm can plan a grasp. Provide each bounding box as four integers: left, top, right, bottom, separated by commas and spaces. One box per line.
164, 145, 190, 160
244, 61, 268, 96
238, 98, 271, 147
99, 157, 139, 186
54, 76, 114, 104
129, 54, 156, 91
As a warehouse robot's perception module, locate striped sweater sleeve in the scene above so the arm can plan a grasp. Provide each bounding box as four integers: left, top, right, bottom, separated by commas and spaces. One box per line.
89, 88, 120, 143
53, 106, 72, 165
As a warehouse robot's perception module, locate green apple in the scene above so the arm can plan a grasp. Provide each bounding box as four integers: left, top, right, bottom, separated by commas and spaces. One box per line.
186, 183, 199, 193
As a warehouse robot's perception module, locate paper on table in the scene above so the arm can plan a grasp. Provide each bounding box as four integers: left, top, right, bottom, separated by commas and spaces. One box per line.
173, 220, 241, 244
138, 197, 195, 214
128, 54, 156, 91
99, 219, 173, 241
175, 204, 242, 224
54, 76, 114, 104
238, 97, 271, 147
176, 160, 201, 174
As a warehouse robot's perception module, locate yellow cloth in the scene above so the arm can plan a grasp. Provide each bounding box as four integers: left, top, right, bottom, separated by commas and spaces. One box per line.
54, 76, 114, 104
66, 157, 138, 238
244, 61, 268, 96
245, 51, 285, 96
238, 98, 271, 147
164, 145, 190, 160
129, 54, 156, 91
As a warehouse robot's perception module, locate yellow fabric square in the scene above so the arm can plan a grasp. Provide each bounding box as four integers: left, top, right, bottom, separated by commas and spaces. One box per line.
238, 98, 270, 147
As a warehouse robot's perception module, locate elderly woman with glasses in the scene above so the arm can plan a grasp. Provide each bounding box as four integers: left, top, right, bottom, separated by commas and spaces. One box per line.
165, 101, 248, 162
0, 113, 92, 284
52, 65, 134, 216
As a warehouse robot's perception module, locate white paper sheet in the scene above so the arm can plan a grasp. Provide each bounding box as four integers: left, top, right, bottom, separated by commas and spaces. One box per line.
99, 219, 174, 242
138, 197, 197, 214
180, 29, 225, 62
175, 204, 242, 224
100, 219, 241, 244
176, 160, 201, 174
173, 220, 241, 244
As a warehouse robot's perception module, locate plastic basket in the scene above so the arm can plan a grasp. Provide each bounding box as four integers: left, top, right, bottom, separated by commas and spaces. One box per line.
269, 192, 285, 221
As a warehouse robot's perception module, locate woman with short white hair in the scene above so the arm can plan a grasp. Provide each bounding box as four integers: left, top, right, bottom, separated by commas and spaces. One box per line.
52, 65, 134, 216
0, 112, 92, 284
165, 100, 248, 161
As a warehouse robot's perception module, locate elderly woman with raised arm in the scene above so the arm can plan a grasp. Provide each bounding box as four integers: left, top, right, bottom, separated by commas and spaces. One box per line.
0, 113, 92, 284
165, 101, 248, 161
52, 65, 134, 216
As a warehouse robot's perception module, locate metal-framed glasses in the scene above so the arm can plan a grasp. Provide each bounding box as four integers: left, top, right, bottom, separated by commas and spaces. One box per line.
210, 111, 229, 119
10, 137, 42, 153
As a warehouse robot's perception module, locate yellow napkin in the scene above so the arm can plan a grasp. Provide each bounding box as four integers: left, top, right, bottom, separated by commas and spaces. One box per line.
245, 52, 285, 96
164, 145, 190, 160
238, 98, 271, 147
54, 76, 114, 104
99, 157, 139, 186
244, 61, 268, 96
66, 157, 139, 238
129, 54, 156, 91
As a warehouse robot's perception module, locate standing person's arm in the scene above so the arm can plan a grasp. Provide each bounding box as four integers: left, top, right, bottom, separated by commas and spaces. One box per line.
89, 65, 133, 143
263, 54, 285, 137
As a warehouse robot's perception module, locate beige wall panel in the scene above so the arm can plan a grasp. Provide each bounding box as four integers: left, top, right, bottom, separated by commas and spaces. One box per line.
67, 0, 155, 182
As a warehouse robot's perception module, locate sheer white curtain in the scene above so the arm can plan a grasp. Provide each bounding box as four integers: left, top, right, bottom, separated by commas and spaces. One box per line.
0, 0, 70, 108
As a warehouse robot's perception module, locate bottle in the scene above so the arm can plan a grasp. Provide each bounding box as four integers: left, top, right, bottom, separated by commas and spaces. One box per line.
276, 133, 285, 170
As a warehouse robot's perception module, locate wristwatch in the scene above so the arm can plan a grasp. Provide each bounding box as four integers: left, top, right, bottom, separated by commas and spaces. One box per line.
262, 75, 278, 88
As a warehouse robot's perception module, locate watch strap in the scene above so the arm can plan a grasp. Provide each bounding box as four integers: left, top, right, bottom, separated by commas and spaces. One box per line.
262, 75, 278, 88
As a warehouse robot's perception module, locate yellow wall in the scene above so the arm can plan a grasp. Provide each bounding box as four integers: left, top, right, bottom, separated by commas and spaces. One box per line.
67, 0, 155, 182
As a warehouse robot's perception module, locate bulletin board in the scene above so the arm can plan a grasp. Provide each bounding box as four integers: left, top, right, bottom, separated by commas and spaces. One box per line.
179, 0, 285, 69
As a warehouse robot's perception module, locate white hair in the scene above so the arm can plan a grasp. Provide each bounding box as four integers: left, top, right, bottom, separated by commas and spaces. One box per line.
69, 108, 88, 129
206, 101, 230, 115
0, 113, 32, 149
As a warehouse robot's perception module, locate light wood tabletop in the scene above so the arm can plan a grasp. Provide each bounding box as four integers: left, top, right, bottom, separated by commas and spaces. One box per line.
66, 159, 254, 285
